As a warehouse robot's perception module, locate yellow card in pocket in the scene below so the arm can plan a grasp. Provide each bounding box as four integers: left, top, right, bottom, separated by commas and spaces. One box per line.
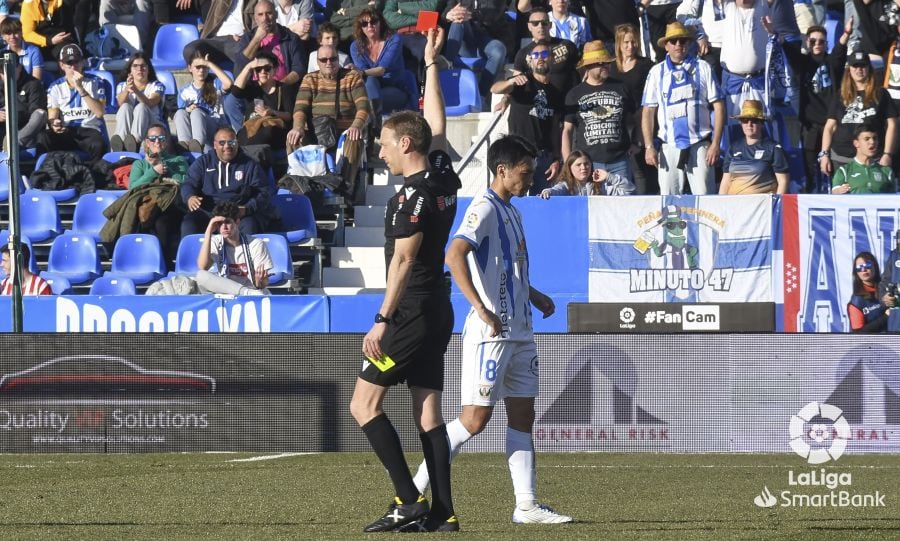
366, 354, 396, 372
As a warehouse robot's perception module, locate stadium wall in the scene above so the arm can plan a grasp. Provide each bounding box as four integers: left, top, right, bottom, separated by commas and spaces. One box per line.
0, 334, 896, 454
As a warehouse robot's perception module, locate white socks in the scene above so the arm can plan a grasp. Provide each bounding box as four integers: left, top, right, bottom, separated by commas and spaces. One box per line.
506, 427, 537, 509
413, 418, 472, 493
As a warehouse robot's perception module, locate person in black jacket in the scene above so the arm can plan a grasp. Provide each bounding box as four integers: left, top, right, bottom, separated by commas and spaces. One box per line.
442, 0, 512, 97
764, 16, 852, 192
0, 60, 46, 148
180, 126, 276, 237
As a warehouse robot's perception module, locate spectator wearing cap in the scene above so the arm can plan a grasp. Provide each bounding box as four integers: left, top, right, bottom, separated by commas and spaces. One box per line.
719, 100, 790, 194
0, 55, 47, 149
562, 41, 637, 192
492, 41, 566, 194
37, 44, 108, 163
831, 124, 897, 194
514, 9, 579, 99
642, 22, 725, 195
20, 0, 78, 60
820, 51, 897, 177
764, 16, 851, 192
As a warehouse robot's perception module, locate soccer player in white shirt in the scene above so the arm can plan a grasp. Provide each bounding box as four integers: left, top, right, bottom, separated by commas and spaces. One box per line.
412, 135, 574, 524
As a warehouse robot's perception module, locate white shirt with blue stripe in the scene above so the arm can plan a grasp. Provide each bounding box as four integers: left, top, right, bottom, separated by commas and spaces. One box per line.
454, 189, 533, 343
116, 79, 166, 118
177, 80, 225, 118
47, 74, 107, 132
549, 13, 592, 50
642, 55, 724, 149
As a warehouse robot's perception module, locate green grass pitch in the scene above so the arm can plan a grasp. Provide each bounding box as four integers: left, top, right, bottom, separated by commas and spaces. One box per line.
0, 453, 898, 540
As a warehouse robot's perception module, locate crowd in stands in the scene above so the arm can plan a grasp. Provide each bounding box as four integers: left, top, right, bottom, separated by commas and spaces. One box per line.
4, 0, 900, 296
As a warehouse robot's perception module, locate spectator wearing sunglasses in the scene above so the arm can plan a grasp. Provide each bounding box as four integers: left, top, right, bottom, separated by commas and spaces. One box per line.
175, 50, 233, 153
848, 251, 889, 333
562, 41, 637, 194
231, 51, 293, 148
763, 17, 851, 193
642, 22, 724, 195
226, 0, 308, 130
181, 126, 276, 237
513, 9, 578, 100
718, 100, 789, 194
492, 41, 566, 194
306, 22, 351, 73
112, 53, 166, 153
127, 123, 189, 266
350, 9, 415, 118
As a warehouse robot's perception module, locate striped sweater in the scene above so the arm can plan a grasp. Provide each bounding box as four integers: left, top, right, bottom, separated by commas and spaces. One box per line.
293, 68, 370, 133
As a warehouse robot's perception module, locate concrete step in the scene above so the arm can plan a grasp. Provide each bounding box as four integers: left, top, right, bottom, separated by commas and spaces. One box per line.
330, 246, 385, 269
365, 184, 400, 206
307, 286, 386, 295
372, 167, 403, 186
353, 205, 386, 227
324, 267, 386, 288
344, 226, 385, 247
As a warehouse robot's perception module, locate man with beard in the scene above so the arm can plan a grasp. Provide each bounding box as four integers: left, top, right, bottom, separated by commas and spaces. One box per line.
764, 16, 852, 192
562, 41, 637, 190
513, 9, 578, 97
491, 41, 564, 194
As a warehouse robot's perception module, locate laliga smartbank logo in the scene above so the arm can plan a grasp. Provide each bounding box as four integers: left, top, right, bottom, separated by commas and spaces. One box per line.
752, 402, 885, 509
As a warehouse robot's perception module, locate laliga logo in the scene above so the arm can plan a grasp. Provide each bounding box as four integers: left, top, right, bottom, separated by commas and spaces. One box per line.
619, 307, 635, 324
789, 402, 850, 465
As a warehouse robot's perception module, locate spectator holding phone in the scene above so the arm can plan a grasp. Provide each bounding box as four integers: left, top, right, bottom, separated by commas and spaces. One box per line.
231, 51, 293, 148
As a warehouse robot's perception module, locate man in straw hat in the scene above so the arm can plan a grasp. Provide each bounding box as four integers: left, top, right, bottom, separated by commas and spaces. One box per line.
641, 21, 724, 195
561, 40, 637, 192
718, 99, 789, 194
491, 40, 566, 194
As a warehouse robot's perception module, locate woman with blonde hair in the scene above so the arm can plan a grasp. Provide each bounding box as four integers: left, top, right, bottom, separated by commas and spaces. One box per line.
820, 52, 897, 176
609, 24, 656, 194
540, 150, 635, 197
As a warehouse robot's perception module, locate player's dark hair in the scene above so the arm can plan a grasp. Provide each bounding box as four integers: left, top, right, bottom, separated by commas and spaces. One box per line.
383, 111, 432, 154
806, 25, 827, 38
212, 201, 241, 220
487, 135, 537, 175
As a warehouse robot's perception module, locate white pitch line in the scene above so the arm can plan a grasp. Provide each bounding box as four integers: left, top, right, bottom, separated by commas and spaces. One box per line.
227, 452, 316, 462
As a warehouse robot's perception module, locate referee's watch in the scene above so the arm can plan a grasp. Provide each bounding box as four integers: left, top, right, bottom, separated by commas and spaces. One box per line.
374, 313, 391, 324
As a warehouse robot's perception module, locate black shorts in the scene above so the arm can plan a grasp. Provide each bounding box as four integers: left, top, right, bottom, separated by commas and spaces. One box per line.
359, 291, 453, 390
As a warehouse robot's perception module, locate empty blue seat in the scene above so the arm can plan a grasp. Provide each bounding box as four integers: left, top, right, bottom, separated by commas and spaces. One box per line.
174, 234, 205, 275
19, 192, 62, 242
254, 233, 292, 286
105, 233, 166, 284
152, 24, 199, 70
89, 275, 137, 295
439, 68, 481, 116
72, 193, 121, 242
42, 233, 102, 284
273, 194, 318, 244
85, 69, 117, 114
43, 275, 72, 295
103, 151, 144, 163
156, 69, 177, 97
458, 56, 486, 71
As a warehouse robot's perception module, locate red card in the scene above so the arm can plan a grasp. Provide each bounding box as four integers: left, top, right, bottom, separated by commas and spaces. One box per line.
416, 11, 439, 33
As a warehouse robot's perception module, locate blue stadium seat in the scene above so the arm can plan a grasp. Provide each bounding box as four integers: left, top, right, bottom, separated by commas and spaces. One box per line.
439, 68, 481, 116
102, 151, 144, 163
19, 192, 62, 242
0, 231, 38, 275
152, 24, 199, 70
89, 275, 137, 295
156, 69, 177, 96
398, 69, 420, 110
273, 194, 318, 244
41, 233, 102, 284
105, 233, 166, 284
458, 56, 486, 71
43, 274, 72, 295
174, 234, 205, 275
94, 189, 127, 199
72, 193, 121, 242
85, 69, 117, 114
254, 233, 292, 286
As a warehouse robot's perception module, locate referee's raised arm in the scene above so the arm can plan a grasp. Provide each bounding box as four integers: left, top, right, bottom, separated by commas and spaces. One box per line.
422, 27, 447, 154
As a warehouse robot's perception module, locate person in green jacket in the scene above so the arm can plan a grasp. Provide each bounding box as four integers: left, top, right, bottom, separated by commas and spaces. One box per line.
127, 122, 190, 269
832, 124, 897, 194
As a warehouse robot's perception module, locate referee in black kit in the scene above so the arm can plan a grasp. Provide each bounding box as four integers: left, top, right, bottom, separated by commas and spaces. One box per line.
348, 27, 462, 533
